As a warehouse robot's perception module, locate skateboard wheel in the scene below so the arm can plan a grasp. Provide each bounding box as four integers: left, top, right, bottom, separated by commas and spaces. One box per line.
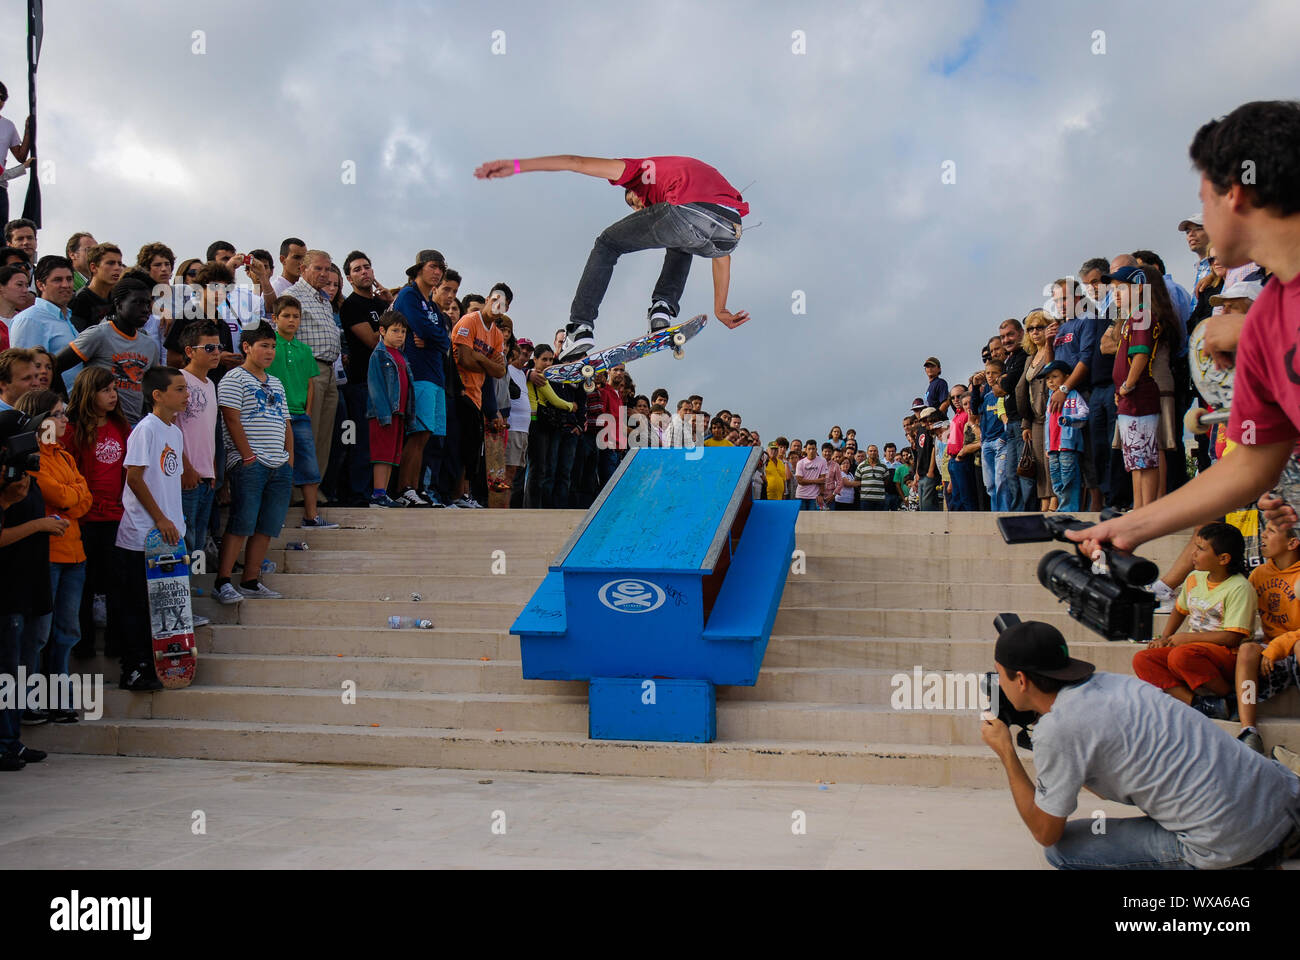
1183, 407, 1207, 435
671, 331, 687, 347
580, 364, 595, 379
583, 380, 596, 394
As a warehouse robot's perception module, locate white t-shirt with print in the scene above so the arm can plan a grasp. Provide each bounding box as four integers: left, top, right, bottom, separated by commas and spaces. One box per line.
116, 412, 186, 552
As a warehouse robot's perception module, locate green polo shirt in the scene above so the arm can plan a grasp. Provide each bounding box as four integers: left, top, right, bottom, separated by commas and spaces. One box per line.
267, 331, 316, 416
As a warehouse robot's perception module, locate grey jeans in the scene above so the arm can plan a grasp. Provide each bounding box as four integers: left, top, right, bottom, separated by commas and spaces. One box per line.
569, 202, 741, 333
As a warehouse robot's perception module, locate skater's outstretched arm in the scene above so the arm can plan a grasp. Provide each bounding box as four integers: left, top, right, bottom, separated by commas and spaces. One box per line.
474, 155, 626, 181
711, 256, 749, 329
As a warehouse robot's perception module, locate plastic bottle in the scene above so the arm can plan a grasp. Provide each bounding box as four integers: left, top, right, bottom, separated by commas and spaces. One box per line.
388, 616, 434, 630
285, 542, 310, 551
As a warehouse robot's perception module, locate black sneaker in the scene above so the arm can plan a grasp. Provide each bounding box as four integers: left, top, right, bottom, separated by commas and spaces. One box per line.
648, 299, 676, 333
20, 709, 49, 726
17, 746, 47, 763
0, 754, 24, 772
120, 665, 163, 692
50, 710, 80, 724
557, 325, 595, 362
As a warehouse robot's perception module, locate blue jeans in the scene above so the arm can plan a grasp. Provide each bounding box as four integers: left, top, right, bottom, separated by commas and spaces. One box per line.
1046, 817, 1195, 870
226, 459, 293, 538
981, 437, 1006, 512
16, 610, 53, 701
998, 431, 1034, 511
798, 497, 819, 510
918, 476, 941, 511
948, 460, 976, 511
1049, 449, 1082, 512
0, 614, 24, 755
553, 429, 581, 508
860, 498, 886, 511
569, 202, 741, 333
1089, 383, 1118, 502
47, 562, 86, 683
182, 478, 215, 558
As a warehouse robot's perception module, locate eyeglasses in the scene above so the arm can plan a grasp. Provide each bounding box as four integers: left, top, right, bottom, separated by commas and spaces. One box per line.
1025, 324, 1047, 331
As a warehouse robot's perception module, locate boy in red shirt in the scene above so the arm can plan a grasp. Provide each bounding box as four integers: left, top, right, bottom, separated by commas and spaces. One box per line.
475, 154, 750, 360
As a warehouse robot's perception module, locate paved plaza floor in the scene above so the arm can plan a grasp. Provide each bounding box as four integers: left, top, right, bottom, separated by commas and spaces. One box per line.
0, 754, 1150, 869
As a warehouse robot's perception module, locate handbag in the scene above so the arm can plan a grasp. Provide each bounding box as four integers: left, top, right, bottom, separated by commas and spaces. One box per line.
1016, 437, 1037, 479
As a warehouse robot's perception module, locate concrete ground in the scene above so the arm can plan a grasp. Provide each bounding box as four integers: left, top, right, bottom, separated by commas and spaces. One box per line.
0, 754, 1143, 869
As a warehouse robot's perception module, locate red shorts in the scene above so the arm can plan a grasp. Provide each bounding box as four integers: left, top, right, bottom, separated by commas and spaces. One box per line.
369, 415, 404, 466
1132, 641, 1240, 692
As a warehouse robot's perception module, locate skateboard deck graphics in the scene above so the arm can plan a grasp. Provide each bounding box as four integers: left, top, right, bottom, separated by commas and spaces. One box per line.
546, 315, 707, 388
145, 527, 197, 689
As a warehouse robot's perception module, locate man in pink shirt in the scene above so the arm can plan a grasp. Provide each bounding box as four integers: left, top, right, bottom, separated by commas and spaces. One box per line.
474, 154, 751, 360
1073, 101, 1300, 560
795, 440, 828, 512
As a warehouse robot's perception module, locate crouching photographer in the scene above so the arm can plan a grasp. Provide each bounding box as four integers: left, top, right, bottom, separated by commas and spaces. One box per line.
982, 618, 1300, 869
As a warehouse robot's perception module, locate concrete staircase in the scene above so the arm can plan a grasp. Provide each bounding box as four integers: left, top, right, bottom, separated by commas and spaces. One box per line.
30, 509, 1300, 787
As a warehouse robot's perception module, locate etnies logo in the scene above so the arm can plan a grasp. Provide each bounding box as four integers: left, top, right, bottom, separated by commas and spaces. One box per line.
50, 890, 151, 940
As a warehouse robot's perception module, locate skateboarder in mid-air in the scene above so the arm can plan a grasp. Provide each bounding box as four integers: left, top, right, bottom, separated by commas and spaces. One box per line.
474, 154, 750, 361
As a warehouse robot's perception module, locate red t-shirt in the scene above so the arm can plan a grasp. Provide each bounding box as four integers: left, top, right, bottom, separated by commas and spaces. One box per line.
598, 384, 624, 448
63, 416, 128, 523
610, 157, 750, 217
1112, 317, 1161, 417
1229, 273, 1300, 446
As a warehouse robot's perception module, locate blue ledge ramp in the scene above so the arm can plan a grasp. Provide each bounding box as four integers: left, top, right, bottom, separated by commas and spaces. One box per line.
701, 500, 800, 680
557, 447, 755, 574
510, 571, 567, 637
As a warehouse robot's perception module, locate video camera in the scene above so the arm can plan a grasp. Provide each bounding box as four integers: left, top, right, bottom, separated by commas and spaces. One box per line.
980, 613, 1039, 750
996, 511, 1158, 643
0, 412, 39, 486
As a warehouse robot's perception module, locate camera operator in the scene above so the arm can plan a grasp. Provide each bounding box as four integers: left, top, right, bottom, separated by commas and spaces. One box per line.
982, 619, 1300, 869
1069, 101, 1300, 560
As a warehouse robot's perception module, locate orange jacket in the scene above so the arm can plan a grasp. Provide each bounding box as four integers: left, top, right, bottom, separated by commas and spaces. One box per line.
28, 442, 93, 564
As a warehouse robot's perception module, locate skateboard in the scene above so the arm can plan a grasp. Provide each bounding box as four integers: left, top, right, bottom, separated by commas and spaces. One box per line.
547, 315, 707, 393
145, 527, 197, 689
1183, 322, 1300, 508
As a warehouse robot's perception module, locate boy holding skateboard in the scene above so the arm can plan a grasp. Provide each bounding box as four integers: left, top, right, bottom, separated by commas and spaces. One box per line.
474, 154, 750, 361
115, 366, 189, 691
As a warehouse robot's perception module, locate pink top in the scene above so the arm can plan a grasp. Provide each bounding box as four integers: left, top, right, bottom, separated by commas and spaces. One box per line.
179, 369, 218, 479
795, 455, 828, 499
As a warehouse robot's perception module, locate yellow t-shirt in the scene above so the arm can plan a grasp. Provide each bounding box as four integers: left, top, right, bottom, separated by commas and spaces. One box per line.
1176, 571, 1255, 639
765, 458, 788, 500
1250, 558, 1300, 641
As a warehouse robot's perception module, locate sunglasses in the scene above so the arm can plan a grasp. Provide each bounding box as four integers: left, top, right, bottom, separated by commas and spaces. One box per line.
191, 343, 221, 353
1026, 324, 1047, 331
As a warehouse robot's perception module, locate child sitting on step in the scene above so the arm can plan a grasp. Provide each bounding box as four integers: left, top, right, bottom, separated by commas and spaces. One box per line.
1234, 520, 1300, 753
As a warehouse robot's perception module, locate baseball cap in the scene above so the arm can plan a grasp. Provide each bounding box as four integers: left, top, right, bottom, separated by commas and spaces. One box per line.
994, 619, 1095, 682
1039, 360, 1072, 379
910, 397, 925, 411
1177, 215, 1204, 231
919, 406, 938, 419
405, 249, 446, 279
1209, 279, 1264, 307
1100, 265, 1149, 286
923, 356, 940, 367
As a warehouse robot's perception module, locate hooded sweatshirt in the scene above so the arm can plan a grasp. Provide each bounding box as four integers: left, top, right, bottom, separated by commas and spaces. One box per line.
28, 441, 93, 564
1250, 557, 1300, 642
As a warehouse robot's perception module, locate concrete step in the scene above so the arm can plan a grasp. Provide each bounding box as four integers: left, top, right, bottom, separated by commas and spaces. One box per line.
252, 573, 543, 603
25, 718, 1023, 787
268, 553, 554, 577
769, 605, 1169, 643
198, 624, 520, 660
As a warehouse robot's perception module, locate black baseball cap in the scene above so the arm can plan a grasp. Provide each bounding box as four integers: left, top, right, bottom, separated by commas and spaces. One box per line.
994, 619, 1095, 682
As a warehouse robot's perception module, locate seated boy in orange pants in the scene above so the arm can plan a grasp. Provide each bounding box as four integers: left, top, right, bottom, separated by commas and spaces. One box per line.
1133, 523, 1255, 721
1234, 520, 1300, 753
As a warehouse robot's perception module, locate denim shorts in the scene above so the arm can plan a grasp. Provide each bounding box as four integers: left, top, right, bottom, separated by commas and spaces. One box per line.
410, 381, 446, 437
226, 459, 293, 538
290, 415, 321, 485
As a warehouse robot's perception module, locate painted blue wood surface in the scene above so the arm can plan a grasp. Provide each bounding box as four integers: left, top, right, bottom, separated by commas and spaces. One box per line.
560, 447, 753, 573
588, 677, 716, 743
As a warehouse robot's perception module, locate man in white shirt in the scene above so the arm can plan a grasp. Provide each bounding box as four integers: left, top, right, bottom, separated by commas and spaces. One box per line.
272, 237, 307, 296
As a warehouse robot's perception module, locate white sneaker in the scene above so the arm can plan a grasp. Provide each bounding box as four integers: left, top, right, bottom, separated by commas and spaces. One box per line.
192, 614, 211, 627
451, 496, 483, 509
236, 581, 282, 599
398, 487, 429, 508
648, 299, 675, 333
1152, 580, 1177, 615
214, 582, 245, 605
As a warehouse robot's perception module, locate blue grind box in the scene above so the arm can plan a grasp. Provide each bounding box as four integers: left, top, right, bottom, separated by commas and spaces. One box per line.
588, 677, 717, 743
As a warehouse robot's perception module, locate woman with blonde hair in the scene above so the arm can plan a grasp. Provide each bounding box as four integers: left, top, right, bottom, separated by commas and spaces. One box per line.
1017, 308, 1054, 510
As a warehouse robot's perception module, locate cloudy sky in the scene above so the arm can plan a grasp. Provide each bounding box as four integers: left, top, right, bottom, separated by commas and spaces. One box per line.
3, 0, 1297, 447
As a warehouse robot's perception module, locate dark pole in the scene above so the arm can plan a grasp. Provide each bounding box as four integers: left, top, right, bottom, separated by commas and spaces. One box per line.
21, 0, 43, 226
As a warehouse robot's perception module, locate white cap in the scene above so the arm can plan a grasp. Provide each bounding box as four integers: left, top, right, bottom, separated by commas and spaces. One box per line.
1178, 215, 1204, 231
1209, 279, 1263, 306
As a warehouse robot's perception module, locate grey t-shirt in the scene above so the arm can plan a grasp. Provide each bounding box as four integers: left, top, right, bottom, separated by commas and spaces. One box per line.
70, 320, 160, 427
1033, 671, 1300, 868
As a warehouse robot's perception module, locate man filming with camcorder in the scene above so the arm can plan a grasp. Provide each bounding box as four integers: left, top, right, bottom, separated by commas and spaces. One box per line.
1069, 100, 1300, 561
983, 617, 1300, 869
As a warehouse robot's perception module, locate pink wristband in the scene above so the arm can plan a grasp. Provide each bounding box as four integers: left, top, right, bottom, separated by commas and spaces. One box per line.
513, 159, 521, 174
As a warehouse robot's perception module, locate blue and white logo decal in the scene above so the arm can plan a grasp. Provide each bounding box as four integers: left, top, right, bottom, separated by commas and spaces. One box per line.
598, 578, 666, 614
